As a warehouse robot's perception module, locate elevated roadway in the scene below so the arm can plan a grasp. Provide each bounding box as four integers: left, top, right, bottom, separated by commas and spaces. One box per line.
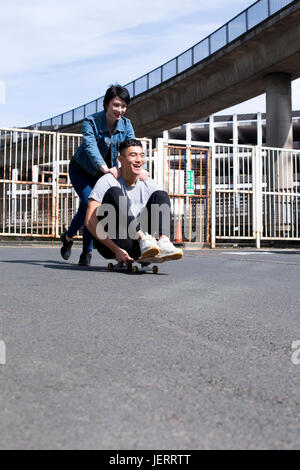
32, 0, 300, 148
126, 0, 300, 146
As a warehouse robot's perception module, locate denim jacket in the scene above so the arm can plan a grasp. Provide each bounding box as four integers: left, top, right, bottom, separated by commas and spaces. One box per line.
73, 110, 135, 176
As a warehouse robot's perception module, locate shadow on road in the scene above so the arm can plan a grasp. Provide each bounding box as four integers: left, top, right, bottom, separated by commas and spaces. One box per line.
266, 250, 300, 255
0, 258, 107, 271
0, 259, 167, 275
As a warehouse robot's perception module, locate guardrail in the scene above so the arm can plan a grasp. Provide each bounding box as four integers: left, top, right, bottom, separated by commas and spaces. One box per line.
0, 128, 152, 238
29, 0, 295, 131
157, 138, 300, 247
1, 128, 300, 246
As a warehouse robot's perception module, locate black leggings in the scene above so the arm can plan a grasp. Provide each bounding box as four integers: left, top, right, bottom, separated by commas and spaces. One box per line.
94, 188, 171, 259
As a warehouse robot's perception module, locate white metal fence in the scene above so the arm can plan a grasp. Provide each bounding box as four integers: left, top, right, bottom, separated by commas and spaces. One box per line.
211, 143, 256, 246
1, 129, 300, 246
155, 139, 210, 243
0, 128, 82, 237
156, 139, 300, 247
210, 143, 300, 247
261, 147, 300, 241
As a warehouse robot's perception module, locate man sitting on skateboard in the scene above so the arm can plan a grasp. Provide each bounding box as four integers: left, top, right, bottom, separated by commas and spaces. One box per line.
85, 139, 183, 264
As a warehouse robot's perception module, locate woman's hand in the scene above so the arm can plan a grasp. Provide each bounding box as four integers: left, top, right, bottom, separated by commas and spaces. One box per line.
108, 166, 121, 179
114, 247, 133, 265
139, 168, 149, 181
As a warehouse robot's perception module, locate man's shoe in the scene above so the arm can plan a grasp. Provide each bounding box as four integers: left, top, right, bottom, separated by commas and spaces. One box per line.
156, 235, 183, 261
139, 233, 159, 258
78, 251, 92, 266
60, 231, 73, 260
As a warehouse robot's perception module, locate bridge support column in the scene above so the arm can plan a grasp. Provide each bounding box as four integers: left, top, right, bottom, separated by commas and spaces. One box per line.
266, 73, 293, 149
266, 73, 293, 236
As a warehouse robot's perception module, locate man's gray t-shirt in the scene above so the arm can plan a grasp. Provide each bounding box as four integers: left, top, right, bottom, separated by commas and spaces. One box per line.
89, 174, 159, 218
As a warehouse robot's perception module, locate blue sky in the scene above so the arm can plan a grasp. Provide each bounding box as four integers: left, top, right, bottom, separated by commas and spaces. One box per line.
0, 0, 299, 128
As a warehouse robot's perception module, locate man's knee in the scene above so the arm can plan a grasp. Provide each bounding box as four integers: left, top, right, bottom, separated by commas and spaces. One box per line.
147, 190, 170, 207
102, 186, 123, 205
97, 187, 131, 240
141, 191, 171, 236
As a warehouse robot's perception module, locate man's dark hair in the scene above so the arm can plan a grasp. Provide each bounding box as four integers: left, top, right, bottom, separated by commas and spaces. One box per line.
119, 139, 143, 154
103, 84, 131, 111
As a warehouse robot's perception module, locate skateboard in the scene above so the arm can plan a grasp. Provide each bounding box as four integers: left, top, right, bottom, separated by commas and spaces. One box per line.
107, 256, 165, 274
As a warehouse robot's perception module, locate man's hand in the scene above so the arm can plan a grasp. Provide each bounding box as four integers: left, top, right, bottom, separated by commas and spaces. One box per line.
139, 168, 149, 181
86, 201, 134, 263
114, 247, 133, 264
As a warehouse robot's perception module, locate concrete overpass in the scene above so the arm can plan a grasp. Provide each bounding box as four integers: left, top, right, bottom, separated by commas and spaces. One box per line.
31, 0, 300, 148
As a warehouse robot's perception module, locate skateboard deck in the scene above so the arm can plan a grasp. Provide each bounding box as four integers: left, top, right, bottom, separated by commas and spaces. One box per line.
107, 256, 165, 274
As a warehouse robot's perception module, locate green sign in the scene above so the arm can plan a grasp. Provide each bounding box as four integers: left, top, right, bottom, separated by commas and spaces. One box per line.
186, 170, 195, 195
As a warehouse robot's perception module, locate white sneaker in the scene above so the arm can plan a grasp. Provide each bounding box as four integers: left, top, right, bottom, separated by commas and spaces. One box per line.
156, 235, 183, 261
139, 233, 159, 258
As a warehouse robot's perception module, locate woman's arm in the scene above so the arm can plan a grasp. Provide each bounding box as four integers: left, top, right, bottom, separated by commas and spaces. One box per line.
81, 119, 106, 170
82, 121, 119, 178
126, 119, 135, 139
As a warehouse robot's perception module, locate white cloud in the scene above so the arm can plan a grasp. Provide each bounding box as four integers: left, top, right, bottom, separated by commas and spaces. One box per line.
0, 0, 250, 76
0, 81, 5, 105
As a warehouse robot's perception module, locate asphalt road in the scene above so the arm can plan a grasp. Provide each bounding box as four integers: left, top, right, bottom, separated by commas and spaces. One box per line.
0, 245, 300, 450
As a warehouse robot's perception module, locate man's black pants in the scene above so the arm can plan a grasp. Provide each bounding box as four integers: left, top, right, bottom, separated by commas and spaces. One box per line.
94, 187, 171, 259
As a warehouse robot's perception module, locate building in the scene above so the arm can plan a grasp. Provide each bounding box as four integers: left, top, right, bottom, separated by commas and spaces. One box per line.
159, 111, 300, 149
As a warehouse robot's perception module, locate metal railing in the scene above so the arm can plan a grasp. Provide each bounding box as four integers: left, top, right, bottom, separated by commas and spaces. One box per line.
261, 147, 300, 240
157, 138, 300, 247
157, 141, 210, 243
0, 128, 82, 238
29, 0, 295, 131
209, 143, 300, 247
211, 144, 256, 243
2, 128, 300, 246
0, 128, 152, 238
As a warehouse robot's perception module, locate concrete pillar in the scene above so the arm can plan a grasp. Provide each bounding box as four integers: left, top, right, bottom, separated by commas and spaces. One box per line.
185, 123, 192, 241
163, 130, 169, 140
266, 73, 293, 149
266, 73, 293, 236
232, 113, 240, 220
185, 123, 192, 171
185, 123, 192, 143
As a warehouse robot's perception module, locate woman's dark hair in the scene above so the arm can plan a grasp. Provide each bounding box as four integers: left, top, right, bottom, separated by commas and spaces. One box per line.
103, 85, 130, 111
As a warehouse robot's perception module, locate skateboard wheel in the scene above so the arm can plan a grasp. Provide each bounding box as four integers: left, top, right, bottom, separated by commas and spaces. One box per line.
152, 265, 158, 274
132, 266, 138, 273
107, 263, 113, 271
